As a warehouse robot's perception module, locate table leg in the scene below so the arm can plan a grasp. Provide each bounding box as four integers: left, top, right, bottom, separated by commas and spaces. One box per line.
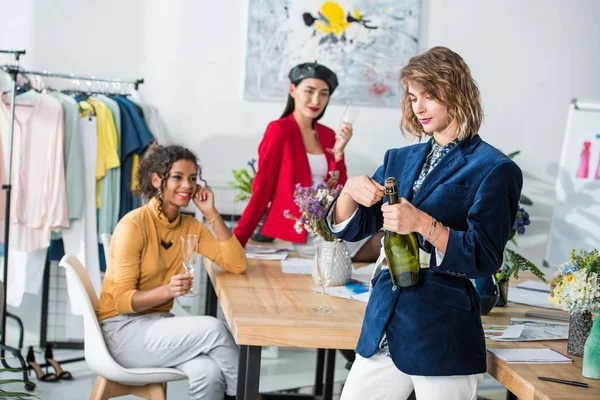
237, 345, 248, 399
237, 345, 262, 400
245, 346, 262, 400
205, 276, 217, 317
323, 349, 336, 400
313, 349, 325, 396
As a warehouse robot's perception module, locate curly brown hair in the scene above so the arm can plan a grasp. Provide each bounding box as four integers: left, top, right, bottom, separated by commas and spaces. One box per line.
135, 145, 206, 215
399, 46, 483, 141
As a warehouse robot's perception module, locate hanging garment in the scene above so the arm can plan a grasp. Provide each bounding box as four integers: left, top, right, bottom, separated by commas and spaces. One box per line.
94, 95, 122, 236
129, 91, 171, 145
0, 92, 68, 251
13, 90, 84, 222
110, 96, 153, 219
63, 107, 101, 314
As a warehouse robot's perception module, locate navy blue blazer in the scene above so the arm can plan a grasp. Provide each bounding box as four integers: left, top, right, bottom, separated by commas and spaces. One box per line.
328, 135, 522, 376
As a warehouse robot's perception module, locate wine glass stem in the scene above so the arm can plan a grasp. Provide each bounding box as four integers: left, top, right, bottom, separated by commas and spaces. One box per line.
321, 284, 325, 309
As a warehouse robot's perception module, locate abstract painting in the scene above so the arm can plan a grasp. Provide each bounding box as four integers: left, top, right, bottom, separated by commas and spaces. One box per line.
244, 0, 421, 107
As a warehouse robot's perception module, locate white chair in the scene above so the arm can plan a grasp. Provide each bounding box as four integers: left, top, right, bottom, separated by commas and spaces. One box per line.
59, 254, 187, 400
100, 233, 189, 317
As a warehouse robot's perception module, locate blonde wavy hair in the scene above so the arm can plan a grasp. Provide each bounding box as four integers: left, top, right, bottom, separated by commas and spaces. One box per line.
399, 46, 483, 141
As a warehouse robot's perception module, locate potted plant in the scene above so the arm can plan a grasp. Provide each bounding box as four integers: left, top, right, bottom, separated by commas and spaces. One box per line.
228, 159, 274, 242
549, 248, 600, 360
0, 364, 38, 399
495, 205, 547, 306
473, 150, 546, 314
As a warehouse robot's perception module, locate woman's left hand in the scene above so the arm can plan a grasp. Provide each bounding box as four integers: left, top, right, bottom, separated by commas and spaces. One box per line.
193, 186, 216, 215
381, 198, 427, 235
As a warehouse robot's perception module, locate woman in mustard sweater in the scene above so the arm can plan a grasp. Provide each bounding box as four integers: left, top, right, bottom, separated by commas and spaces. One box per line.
96, 145, 248, 400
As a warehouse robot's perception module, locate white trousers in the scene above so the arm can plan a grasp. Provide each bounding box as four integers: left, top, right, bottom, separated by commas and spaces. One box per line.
101, 312, 238, 400
341, 353, 483, 400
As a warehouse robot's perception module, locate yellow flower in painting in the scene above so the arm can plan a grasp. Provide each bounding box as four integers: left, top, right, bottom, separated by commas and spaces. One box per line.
315, 2, 349, 35
566, 274, 573, 282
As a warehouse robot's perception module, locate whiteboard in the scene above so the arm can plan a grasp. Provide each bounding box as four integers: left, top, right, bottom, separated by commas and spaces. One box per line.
545, 99, 600, 268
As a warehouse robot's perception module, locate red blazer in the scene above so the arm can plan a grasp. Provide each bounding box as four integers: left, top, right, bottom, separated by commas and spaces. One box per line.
234, 114, 347, 246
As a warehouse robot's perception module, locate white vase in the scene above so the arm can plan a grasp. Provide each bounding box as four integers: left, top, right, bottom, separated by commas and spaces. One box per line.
312, 241, 353, 286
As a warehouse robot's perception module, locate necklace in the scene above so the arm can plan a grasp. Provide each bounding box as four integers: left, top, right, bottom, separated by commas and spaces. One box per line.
160, 240, 173, 250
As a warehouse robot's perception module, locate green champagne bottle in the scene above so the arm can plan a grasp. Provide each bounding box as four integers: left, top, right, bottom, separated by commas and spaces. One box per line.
384, 177, 420, 287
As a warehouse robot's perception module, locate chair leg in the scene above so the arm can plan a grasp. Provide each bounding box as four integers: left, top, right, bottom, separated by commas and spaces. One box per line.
89, 376, 134, 400
131, 383, 166, 400
89, 377, 108, 400
148, 383, 167, 400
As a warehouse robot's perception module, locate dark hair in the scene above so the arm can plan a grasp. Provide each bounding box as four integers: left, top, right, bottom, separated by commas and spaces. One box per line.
280, 92, 328, 127
135, 145, 207, 215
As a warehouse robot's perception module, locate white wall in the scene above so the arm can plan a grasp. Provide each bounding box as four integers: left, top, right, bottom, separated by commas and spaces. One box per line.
2, 0, 600, 269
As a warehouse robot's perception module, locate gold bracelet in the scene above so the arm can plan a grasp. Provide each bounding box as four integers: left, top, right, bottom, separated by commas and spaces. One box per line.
206, 216, 218, 226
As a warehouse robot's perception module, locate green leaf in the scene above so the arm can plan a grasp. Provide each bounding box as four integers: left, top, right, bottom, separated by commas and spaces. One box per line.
0, 391, 39, 399
504, 248, 547, 283
520, 194, 533, 206
506, 150, 520, 159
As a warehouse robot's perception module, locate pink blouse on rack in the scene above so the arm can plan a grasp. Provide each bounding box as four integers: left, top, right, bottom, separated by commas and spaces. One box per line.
0, 92, 68, 251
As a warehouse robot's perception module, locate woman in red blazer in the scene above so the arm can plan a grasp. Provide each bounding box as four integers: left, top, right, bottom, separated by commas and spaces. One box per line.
234, 62, 381, 260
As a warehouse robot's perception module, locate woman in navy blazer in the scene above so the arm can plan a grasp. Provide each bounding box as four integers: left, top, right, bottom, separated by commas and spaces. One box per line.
327, 47, 523, 399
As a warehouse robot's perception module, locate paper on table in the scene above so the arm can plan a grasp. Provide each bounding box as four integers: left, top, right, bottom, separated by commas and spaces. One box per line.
507, 287, 558, 309
488, 348, 572, 363
516, 280, 551, 293
245, 244, 293, 254
281, 258, 313, 274
311, 279, 370, 302
483, 324, 525, 340
246, 252, 288, 261
491, 318, 569, 342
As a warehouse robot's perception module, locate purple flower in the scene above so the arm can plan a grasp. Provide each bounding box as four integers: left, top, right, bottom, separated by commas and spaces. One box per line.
512, 206, 530, 236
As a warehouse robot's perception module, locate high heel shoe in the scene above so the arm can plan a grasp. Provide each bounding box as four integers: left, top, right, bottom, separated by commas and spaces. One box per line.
26, 346, 59, 382
45, 344, 73, 380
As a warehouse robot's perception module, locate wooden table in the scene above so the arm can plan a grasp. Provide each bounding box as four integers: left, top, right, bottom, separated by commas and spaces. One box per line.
204, 251, 367, 400
480, 274, 599, 400
205, 256, 599, 400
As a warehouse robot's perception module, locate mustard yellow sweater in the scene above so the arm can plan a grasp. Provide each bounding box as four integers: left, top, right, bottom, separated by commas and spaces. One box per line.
96, 198, 247, 321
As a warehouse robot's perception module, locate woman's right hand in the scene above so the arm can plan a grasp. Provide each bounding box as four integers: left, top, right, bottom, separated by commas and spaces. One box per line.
166, 273, 194, 298
342, 175, 385, 207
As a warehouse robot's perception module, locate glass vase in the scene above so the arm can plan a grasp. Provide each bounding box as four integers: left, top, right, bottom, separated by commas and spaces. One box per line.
582, 312, 600, 379
568, 310, 594, 357
471, 275, 499, 316
496, 279, 509, 307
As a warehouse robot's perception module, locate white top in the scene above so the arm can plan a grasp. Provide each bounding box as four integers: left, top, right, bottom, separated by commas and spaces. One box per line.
307, 153, 328, 186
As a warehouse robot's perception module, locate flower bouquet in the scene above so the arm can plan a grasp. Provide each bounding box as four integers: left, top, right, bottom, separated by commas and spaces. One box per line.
283, 172, 342, 242
284, 172, 353, 286
549, 249, 600, 357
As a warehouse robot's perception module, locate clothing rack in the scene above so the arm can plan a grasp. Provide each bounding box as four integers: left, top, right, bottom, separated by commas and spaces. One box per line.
0, 60, 144, 390
0, 49, 25, 62
0, 48, 33, 391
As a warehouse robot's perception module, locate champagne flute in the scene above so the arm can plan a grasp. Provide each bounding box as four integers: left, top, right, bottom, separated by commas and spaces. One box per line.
314, 243, 335, 313
341, 104, 359, 125
180, 234, 198, 297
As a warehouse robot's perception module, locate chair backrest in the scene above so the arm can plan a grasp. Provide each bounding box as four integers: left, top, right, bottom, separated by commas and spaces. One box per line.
59, 254, 128, 379
101, 233, 112, 265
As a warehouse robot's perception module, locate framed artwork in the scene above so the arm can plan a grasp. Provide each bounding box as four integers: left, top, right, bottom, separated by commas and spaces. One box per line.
244, 0, 421, 107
